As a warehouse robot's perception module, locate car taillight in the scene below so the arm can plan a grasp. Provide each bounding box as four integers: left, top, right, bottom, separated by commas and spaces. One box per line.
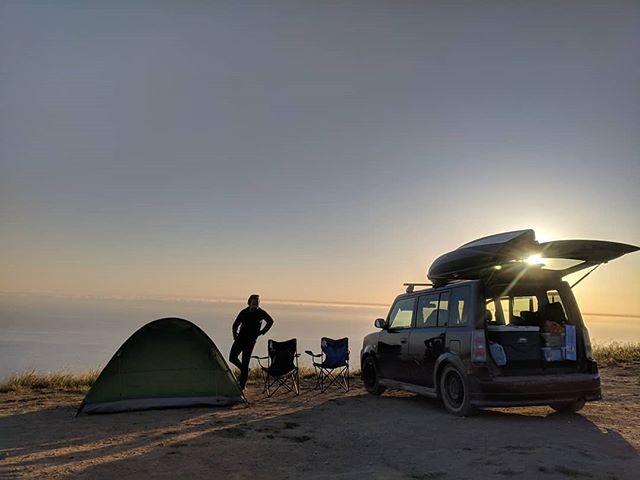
582, 328, 594, 360
471, 329, 487, 363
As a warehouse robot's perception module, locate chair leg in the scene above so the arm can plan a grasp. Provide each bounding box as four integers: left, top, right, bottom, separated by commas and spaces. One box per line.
295, 356, 300, 395
264, 370, 300, 397
312, 364, 321, 390
266, 370, 272, 396
319, 368, 333, 393
319, 366, 350, 393
346, 365, 350, 391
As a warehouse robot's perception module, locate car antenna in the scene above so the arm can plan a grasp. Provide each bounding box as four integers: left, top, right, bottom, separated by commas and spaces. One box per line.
403, 283, 432, 293
570, 263, 603, 289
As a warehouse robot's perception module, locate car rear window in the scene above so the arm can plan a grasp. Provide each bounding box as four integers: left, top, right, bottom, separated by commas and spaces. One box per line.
485, 287, 571, 326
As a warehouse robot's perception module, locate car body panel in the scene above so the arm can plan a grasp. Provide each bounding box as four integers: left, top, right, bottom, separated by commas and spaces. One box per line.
377, 328, 412, 382
469, 372, 602, 407
407, 327, 446, 387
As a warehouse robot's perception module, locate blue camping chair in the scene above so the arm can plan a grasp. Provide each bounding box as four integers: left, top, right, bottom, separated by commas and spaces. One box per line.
252, 339, 300, 396
305, 337, 350, 393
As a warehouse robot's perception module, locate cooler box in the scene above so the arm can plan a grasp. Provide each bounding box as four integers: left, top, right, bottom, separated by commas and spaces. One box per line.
487, 325, 541, 363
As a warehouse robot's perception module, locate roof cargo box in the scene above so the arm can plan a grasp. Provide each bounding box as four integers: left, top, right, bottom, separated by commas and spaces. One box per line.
427, 229, 638, 287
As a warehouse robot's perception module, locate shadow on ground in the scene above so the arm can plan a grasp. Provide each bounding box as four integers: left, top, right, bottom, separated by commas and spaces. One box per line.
1, 378, 638, 480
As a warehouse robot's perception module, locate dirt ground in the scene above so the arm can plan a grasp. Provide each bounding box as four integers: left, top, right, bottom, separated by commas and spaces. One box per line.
1, 365, 639, 479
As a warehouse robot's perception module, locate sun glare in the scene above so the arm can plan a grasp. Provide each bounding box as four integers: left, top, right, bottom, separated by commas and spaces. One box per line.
525, 254, 545, 266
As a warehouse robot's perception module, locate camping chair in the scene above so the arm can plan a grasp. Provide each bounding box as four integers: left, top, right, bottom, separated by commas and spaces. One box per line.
252, 339, 300, 396
305, 337, 350, 393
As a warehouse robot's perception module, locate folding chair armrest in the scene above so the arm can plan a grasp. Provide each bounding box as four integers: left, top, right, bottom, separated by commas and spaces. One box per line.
304, 350, 323, 357
251, 356, 269, 368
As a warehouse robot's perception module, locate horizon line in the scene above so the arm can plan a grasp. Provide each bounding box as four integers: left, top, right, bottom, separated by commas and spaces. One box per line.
1, 290, 639, 318
0, 291, 390, 309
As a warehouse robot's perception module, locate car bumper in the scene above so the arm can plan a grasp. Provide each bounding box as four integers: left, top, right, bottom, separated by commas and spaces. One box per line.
469, 372, 602, 407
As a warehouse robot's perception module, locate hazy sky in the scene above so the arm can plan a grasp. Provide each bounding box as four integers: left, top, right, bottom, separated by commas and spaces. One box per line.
1, 1, 639, 313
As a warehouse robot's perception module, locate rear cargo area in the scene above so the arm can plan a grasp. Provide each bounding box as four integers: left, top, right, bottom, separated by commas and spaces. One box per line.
484, 284, 586, 376
486, 324, 583, 375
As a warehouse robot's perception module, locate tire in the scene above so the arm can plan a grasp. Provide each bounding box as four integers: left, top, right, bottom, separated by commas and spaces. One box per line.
549, 398, 586, 413
439, 364, 476, 416
362, 356, 386, 395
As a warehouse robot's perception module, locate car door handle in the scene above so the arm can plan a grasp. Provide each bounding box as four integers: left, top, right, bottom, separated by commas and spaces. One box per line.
400, 339, 407, 344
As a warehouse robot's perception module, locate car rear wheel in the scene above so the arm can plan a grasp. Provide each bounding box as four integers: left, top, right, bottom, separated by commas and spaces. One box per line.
439, 364, 476, 416
362, 356, 386, 395
550, 398, 586, 413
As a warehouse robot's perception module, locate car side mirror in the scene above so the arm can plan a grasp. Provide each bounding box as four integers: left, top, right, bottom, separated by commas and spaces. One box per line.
374, 318, 387, 329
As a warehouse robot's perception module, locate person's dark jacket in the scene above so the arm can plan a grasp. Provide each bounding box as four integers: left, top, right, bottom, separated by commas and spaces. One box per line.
232, 307, 274, 341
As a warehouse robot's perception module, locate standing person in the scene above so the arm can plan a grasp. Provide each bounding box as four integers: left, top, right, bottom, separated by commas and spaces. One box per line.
229, 294, 274, 390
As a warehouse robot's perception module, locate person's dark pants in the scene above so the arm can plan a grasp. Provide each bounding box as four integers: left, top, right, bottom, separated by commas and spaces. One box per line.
229, 336, 257, 389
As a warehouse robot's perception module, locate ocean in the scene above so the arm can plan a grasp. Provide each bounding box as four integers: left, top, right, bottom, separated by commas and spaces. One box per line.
1, 294, 638, 381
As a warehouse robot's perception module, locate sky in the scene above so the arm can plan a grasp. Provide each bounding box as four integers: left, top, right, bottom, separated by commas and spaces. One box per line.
1, 1, 639, 314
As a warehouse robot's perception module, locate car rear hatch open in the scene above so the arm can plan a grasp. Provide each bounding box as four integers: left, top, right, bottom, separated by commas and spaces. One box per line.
538, 239, 639, 276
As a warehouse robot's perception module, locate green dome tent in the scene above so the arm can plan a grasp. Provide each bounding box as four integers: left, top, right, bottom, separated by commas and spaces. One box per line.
78, 317, 243, 414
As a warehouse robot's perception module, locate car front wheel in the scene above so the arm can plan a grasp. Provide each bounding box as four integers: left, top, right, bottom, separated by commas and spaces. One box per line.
550, 398, 586, 413
362, 356, 386, 395
439, 364, 476, 416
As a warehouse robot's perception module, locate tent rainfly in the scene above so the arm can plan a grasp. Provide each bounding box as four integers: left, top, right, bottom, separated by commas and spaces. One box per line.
78, 317, 243, 414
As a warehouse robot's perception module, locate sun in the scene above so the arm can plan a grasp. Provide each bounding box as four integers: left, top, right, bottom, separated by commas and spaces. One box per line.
525, 254, 545, 266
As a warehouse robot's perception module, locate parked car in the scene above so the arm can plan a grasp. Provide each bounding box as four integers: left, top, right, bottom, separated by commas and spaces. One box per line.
360, 230, 638, 416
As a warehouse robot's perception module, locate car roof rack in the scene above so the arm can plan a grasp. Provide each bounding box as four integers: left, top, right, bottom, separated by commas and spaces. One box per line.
403, 282, 433, 294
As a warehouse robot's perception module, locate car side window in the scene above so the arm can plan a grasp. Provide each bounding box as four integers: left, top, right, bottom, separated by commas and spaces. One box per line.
438, 292, 450, 327
449, 286, 471, 327
387, 297, 415, 329
417, 293, 440, 328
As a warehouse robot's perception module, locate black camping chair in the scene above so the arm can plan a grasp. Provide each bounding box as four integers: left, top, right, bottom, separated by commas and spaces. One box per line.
305, 337, 350, 393
252, 338, 300, 396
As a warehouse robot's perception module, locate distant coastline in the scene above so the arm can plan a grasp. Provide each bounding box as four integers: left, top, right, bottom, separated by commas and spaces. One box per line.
2, 291, 638, 317
0, 291, 390, 310
582, 312, 640, 319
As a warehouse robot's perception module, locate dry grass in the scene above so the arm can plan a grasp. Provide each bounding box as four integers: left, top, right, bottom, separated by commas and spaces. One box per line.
0, 369, 100, 394
592, 342, 640, 367
2, 343, 636, 394
0, 365, 362, 394
238, 365, 361, 381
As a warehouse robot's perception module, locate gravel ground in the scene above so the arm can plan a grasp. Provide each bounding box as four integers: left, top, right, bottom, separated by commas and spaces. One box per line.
1, 365, 639, 479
